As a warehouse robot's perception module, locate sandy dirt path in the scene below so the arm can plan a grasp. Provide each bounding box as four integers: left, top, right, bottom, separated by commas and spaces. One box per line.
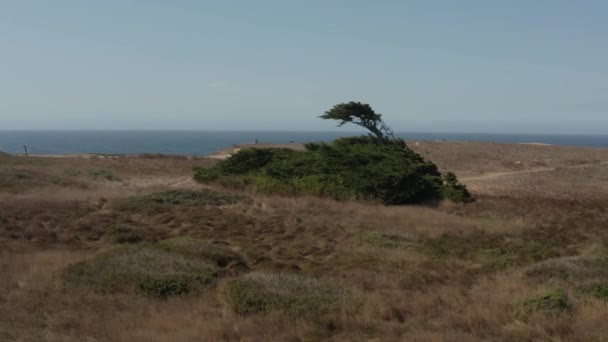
461, 161, 608, 182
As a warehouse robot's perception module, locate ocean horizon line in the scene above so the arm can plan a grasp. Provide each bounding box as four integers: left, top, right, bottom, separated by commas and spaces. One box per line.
2, 131, 608, 155
1, 129, 608, 137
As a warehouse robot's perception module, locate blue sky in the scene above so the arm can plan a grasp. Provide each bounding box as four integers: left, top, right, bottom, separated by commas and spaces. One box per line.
1, 1, 607, 133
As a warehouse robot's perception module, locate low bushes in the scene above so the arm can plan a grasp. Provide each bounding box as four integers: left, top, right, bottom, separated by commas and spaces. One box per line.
62, 244, 218, 296
114, 189, 250, 210
85, 169, 120, 181
158, 237, 244, 267
107, 225, 143, 244
222, 273, 345, 317
362, 232, 417, 248
579, 282, 608, 301
518, 289, 573, 316
195, 136, 471, 205
420, 230, 562, 271
524, 256, 608, 285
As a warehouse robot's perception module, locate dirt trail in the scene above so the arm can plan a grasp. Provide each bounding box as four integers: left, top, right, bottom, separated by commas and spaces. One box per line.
461, 161, 608, 182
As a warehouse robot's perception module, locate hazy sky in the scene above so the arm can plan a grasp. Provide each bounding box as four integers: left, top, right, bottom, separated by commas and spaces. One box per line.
1, 1, 607, 133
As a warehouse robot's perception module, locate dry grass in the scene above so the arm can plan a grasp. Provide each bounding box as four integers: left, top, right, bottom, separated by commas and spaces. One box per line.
2, 143, 608, 341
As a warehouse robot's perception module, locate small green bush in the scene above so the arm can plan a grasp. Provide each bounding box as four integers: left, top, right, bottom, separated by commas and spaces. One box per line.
518, 289, 572, 316
223, 273, 345, 317
191, 167, 222, 182
62, 244, 218, 294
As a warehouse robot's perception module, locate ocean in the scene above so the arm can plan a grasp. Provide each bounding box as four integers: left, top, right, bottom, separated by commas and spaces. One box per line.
0, 131, 607, 156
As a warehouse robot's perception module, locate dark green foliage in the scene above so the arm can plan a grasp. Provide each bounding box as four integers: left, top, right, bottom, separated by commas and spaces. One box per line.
519, 289, 573, 316
442, 172, 473, 203
220, 148, 299, 175
137, 273, 216, 297
195, 136, 462, 205
138, 276, 190, 297
320, 101, 394, 140
191, 167, 222, 182
223, 273, 345, 317
115, 189, 250, 210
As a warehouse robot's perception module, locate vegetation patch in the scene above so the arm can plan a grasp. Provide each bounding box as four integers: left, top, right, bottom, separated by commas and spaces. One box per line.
419, 230, 562, 271
578, 282, 608, 301
115, 189, 250, 210
0, 169, 83, 192
363, 232, 417, 248
223, 273, 346, 317
195, 136, 469, 205
62, 244, 218, 296
85, 169, 120, 181
194, 102, 471, 205
442, 172, 474, 203
158, 237, 244, 267
107, 225, 143, 244
517, 289, 573, 316
525, 256, 608, 286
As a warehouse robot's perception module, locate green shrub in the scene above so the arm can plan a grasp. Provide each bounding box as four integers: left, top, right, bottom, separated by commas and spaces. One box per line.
192, 167, 222, 182
62, 244, 218, 294
115, 189, 250, 210
442, 172, 473, 203
292, 174, 355, 200
138, 273, 216, 297
223, 273, 345, 317
518, 289, 572, 316
363, 232, 416, 248
195, 136, 463, 205
158, 237, 244, 267
219, 148, 300, 175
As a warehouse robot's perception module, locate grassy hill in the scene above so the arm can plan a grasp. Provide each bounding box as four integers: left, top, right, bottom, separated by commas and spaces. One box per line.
1, 142, 608, 341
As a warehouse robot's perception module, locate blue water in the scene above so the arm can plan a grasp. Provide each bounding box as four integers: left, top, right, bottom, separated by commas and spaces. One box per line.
0, 131, 607, 156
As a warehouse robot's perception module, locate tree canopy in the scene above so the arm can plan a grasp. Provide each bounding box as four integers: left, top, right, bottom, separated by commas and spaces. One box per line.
194, 101, 472, 204
320, 101, 394, 140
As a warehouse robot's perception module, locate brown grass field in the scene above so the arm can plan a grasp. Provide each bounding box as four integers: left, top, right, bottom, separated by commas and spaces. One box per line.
1, 141, 608, 341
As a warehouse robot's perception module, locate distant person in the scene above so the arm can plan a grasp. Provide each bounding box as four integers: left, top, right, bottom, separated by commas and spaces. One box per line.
23, 145, 28, 156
